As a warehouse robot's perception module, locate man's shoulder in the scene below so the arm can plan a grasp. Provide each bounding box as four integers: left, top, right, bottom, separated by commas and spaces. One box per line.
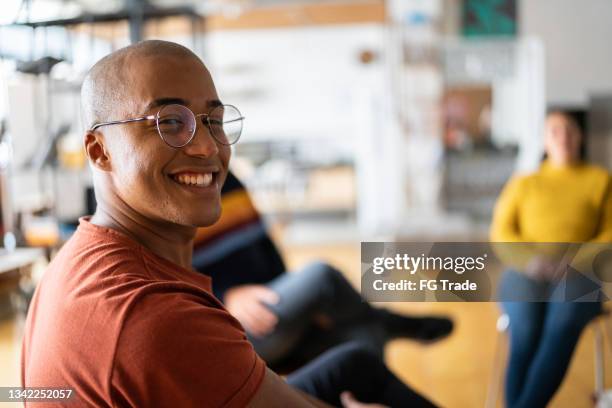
48, 227, 151, 281
111, 283, 264, 408
117, 281, 235, 342
113, 280, 247, 368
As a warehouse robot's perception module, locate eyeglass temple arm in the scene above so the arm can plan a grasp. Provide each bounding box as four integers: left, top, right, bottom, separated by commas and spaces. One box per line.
90, 115, 155, 131
195, 114, 245, 124
224, 117, 245, 123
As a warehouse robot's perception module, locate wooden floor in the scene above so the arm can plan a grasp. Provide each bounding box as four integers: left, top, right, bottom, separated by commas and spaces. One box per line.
0, 315, 22, 408
1, 241, 610, 407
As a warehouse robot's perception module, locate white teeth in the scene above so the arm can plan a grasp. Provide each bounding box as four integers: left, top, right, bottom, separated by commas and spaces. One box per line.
173, 173, 213, 187
203, 173, 212, 186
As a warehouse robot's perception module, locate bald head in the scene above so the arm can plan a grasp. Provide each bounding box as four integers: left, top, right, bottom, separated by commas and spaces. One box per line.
81, 40, 204, 130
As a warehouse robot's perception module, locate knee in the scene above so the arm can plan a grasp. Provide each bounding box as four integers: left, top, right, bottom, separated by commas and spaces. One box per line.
508, 317, 541, 348
304, 260, 342, 284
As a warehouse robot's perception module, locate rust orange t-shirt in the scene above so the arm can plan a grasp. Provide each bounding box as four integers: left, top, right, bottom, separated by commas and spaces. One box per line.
21, 218, 266, 407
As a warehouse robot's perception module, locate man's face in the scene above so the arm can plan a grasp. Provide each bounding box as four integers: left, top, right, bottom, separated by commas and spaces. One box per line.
102, 53, 230, 227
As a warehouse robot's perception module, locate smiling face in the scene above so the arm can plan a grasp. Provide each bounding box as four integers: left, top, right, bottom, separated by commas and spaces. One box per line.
544, 112, 582, 166
91, 51, 230, 228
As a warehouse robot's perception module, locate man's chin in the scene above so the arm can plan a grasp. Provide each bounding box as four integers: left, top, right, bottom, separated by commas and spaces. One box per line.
189, 211, 221, 228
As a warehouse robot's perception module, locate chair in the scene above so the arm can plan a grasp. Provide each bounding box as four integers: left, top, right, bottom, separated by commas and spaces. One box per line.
485, 306, 612, 408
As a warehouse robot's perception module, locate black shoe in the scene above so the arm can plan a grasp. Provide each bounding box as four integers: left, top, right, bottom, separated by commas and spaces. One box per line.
380, 311, 453, 343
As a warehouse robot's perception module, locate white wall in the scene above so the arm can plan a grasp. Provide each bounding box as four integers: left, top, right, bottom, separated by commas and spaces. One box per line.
200, 24, 386, 150
521, 0, 612, 106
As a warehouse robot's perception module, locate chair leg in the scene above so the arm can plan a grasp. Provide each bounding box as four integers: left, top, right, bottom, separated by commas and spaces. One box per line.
486, 314, 509, 408
605, 312, 612, 356
594, 320, 605, 399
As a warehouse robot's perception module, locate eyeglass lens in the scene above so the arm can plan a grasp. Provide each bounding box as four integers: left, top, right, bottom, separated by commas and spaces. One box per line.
156, 104, 243, 148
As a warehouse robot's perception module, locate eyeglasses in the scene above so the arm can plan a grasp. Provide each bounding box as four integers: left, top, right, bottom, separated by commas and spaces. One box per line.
90, 103, 244, 148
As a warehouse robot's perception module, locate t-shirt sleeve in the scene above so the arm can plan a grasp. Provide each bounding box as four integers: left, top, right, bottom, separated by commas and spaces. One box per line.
111, 286, 266, 408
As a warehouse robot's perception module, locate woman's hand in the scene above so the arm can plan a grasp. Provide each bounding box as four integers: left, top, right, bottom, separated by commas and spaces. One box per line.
525, 256, 558, 281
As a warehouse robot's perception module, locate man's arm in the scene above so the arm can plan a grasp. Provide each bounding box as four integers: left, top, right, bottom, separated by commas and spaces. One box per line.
114, 288, 383, 407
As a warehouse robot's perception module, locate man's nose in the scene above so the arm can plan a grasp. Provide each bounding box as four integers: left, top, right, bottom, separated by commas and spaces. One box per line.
183, 121, 219, 157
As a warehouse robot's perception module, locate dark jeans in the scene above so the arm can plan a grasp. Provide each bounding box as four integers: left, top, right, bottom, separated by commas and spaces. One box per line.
499, 270, 601, 408
287, 342, 437, 408
249, 261, 386, 368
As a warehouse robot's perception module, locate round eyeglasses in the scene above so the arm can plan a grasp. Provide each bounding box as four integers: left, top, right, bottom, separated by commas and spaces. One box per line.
90, 103, 244, 148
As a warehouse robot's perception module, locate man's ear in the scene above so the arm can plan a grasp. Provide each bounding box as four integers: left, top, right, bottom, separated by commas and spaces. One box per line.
84, 131, 112, 171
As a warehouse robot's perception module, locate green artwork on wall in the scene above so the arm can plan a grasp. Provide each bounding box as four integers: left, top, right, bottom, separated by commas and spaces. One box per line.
462, 0, 517, 37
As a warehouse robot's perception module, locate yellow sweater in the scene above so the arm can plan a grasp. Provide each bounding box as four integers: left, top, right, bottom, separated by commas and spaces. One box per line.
490, 160, 612, 243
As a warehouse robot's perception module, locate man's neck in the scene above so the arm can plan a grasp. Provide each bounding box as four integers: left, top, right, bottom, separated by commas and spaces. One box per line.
90, 202, 196, 270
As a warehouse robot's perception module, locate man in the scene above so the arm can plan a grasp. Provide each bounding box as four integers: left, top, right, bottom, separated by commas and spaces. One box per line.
193, 172, 453, 370
22, 40, 436, 407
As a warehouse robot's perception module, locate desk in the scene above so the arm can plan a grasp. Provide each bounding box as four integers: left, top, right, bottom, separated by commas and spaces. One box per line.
0, 248, 46, 319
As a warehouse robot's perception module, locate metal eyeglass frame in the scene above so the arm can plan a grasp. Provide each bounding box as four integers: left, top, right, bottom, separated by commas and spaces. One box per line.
89, 103, 244, 148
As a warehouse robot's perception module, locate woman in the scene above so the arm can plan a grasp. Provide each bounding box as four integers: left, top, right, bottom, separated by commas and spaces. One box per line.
490, 110, 612, 407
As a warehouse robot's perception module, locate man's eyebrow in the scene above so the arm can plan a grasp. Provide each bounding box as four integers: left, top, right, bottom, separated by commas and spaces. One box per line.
145, 98, 187, 112
208, 99, 223, 108
144, 98, 223, 112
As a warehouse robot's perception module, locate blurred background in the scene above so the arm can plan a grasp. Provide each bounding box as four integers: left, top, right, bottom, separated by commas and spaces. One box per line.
0, 0, 611, 407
